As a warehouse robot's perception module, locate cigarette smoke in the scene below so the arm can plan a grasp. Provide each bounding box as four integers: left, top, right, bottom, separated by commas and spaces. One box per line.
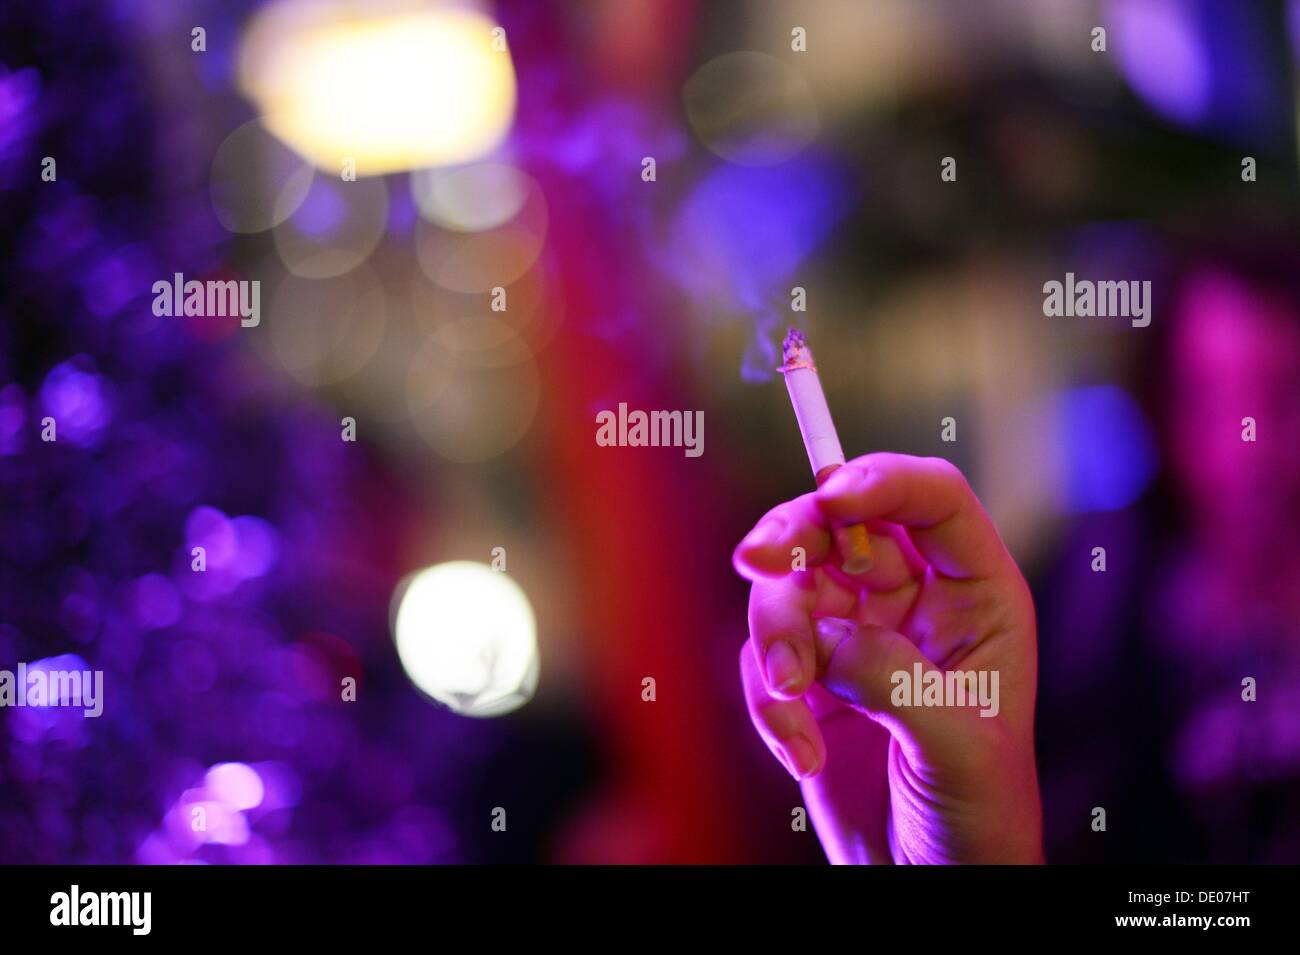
740, 305, 781, 383
663, 156, 852, 384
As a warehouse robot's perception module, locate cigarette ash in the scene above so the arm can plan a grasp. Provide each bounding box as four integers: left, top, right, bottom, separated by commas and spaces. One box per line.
779, 327, 814, 373
781, 327, 807, 363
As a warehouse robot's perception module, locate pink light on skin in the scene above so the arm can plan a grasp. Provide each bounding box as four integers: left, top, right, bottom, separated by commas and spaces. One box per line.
732, 454, 1045, 864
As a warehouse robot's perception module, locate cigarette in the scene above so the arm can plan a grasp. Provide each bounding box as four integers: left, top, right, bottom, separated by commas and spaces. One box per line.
778, 328, 874, 574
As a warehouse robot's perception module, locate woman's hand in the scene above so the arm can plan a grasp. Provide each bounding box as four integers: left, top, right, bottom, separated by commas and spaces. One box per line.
734, 453, 1043, 864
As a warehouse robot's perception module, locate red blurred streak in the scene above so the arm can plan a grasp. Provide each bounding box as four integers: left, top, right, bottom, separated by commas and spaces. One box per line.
590, 0, 699, 98
529, 173, 740, 863
502, 0, 735, 864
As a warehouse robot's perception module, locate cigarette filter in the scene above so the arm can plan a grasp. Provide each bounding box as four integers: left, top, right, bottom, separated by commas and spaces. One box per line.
779, 328, 874, 574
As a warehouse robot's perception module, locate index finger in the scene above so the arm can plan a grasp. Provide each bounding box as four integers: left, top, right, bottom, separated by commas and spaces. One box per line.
814, 453, 1011, 580
732, 493, 834, 582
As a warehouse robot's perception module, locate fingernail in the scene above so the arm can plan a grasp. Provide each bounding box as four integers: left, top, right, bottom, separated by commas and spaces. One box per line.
764, 639, 803, 695
784, 735, 819, 779
741, 517, 786, 551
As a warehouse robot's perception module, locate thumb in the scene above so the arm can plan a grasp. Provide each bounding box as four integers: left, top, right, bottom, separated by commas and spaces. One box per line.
811, 618, 976, 772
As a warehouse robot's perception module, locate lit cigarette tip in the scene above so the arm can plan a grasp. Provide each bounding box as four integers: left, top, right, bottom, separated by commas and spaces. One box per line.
780, 327, 812, 372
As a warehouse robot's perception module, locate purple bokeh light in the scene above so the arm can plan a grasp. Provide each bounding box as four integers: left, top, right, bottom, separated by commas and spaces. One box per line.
1059, 384, 1158, 513
1111, 0, 1211, 126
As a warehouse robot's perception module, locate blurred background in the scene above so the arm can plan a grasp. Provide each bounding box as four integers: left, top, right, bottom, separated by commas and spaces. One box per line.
1, 0, 1298, 863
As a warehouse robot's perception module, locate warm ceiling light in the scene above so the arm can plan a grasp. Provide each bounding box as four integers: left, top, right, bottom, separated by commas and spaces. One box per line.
238, 1, 516, 176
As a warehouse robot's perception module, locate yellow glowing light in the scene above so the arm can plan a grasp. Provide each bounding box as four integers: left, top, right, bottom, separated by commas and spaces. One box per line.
239, 2, 516, 176
392, 562, 539, 717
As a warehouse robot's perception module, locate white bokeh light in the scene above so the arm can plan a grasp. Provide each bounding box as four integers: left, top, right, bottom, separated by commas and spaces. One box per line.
393, 561, 539, 717
410, 162, 532, 232
239, 2, 516, 176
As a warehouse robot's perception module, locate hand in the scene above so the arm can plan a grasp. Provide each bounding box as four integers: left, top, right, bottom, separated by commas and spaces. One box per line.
733, 453, 1043, 864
